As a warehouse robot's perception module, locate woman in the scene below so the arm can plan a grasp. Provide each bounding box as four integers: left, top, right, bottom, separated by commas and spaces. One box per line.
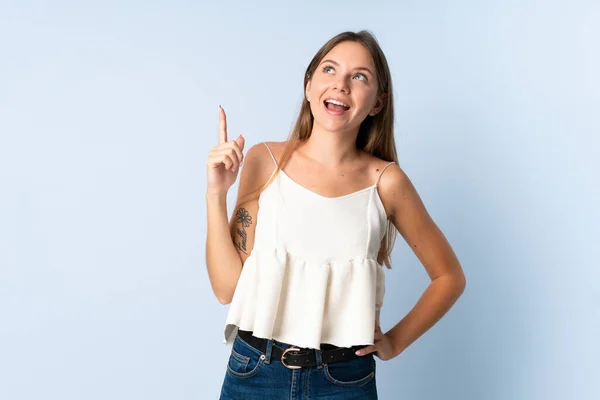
206, 30, 466, 399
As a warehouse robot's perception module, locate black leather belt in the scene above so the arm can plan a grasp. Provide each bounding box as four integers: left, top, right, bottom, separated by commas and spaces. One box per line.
237, 329, 368, 369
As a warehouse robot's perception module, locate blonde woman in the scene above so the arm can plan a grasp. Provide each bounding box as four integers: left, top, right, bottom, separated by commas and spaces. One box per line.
206, 30, 466, 399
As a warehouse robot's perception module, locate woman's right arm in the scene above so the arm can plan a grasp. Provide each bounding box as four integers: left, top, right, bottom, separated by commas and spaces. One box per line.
205, 106, 268, 304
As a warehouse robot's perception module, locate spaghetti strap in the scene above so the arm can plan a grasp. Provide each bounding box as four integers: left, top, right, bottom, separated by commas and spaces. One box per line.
262, 142, 278, 167
375, 162, 395, 186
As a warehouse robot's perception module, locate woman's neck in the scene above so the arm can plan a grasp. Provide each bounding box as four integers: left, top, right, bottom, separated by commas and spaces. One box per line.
298, 127, 361, 168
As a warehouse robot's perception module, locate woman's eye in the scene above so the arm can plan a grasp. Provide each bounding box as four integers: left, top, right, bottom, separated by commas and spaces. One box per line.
321, 65, 366, 81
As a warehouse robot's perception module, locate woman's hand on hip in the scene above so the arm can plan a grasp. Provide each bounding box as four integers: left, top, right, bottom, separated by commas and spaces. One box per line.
355, 323, 398, 361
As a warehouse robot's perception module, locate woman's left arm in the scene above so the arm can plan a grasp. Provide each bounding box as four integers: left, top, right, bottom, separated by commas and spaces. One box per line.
357, 164, 466, 361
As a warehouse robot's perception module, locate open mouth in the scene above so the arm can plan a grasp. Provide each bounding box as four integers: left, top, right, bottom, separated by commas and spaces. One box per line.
323, 99, 350, 113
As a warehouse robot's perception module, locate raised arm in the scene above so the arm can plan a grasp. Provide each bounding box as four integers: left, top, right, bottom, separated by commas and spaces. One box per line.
205, 106, 271, 304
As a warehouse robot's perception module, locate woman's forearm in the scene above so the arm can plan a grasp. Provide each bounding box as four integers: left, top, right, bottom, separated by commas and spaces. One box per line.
205, 192, 243, 304
385, 274, 466, 357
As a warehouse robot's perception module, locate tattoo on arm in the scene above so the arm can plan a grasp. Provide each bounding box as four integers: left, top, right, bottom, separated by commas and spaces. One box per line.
233, 207, 252, 254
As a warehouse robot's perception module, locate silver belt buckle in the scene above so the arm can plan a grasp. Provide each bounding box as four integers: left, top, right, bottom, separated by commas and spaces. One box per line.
281, 347, 302, 369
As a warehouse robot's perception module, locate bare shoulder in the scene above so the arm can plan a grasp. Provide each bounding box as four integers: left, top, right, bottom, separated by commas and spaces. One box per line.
236, 141, 283, 202
372, 157, 465, 286
262, 140, 288, 159
370, 159, 415, 220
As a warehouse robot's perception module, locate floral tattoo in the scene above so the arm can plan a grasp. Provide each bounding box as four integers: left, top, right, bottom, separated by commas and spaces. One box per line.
234, 208, 252, 254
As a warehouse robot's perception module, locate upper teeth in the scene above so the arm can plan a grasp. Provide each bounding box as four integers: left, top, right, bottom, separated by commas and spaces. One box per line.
325, 99, 349, 108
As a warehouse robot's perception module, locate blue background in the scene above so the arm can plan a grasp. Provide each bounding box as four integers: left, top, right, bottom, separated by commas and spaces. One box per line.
1, 1, 598, 399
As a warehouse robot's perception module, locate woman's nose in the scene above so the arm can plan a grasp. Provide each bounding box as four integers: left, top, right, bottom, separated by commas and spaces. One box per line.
333, 76, 350, 93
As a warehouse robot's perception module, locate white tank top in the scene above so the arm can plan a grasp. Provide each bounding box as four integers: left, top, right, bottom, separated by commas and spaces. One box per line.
223, 142, 395, 349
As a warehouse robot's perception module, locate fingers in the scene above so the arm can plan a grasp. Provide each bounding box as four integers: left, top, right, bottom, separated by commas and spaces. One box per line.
208, 152, 237, 171
212, 105, 245, 171
230, 137, 244, 163
356, 345, 376, 356
356, 324, 383, 356
218, 105, 227, 144
212, 139, 244, 171
236, 133, 245, 150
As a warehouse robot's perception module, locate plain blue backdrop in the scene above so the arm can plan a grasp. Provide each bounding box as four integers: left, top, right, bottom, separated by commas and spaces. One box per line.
1, 1, 598, 399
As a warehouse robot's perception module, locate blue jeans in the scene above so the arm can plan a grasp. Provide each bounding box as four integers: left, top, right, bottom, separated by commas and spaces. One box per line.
219, 333, 378, 399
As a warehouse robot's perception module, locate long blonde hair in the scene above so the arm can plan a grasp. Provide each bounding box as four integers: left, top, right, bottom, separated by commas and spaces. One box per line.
255, 30, 399, 269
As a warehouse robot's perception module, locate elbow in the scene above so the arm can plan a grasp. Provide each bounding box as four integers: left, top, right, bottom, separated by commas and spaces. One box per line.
456, 274, 467, 294
442, 272, 466, 296
217, 294, 232, 305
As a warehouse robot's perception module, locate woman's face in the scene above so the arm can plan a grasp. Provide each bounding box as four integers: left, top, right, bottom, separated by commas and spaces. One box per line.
306, 41, 385, 134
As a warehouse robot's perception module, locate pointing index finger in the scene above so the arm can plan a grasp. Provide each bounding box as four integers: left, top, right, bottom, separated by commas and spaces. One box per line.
218, 105, 227, 144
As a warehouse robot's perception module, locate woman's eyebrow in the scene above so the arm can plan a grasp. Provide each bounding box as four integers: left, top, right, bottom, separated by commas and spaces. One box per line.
320, 59, 373, 76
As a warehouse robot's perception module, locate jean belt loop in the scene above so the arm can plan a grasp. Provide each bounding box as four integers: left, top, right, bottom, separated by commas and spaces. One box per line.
315, 347, 324, 369
264, 339, 274, 364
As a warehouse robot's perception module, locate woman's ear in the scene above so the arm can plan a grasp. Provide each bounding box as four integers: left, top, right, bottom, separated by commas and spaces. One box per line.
305, 80, 311, 102
369, 93, 388, 116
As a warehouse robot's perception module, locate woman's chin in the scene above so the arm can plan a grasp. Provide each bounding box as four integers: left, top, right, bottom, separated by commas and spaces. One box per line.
313, 119, 359, 134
